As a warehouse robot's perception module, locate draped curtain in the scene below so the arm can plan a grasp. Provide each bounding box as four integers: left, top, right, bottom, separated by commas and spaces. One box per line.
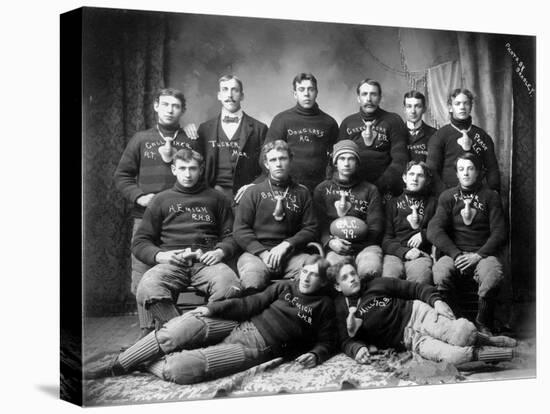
83, 9, 167, 316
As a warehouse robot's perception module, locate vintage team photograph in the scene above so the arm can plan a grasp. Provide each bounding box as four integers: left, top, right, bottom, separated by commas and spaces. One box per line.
61, 4, 537, 408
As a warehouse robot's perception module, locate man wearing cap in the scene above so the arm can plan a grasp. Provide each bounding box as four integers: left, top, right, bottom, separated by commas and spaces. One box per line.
338, 79, 408, 199
313, 140, 384, 279
196, 75, 268, 202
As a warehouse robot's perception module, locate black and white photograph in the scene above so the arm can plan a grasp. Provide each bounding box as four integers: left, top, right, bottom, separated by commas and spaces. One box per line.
4, 0, 546, 413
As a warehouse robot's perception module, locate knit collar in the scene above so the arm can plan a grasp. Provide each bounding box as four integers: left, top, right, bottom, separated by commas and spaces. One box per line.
294, 103, 320, 116
403, 188, 428, 198
332, 172, 360, 189
450, 116, 473, 130
359, 106, 382, 122
173, 179, 206, 194
157, 122, 180, 134
458, 180, 482, 195
268, 175, 293, 188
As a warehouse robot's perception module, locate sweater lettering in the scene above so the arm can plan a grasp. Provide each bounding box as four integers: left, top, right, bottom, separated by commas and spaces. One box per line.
472, 133, 489, 154
323, 186, 369, 213
143, 140, 191, 160
395, 199, 426, 216
284, 292, 314, 325
287, 127, 326, 138
452, 193, 486, 212
356, 297, 391, 316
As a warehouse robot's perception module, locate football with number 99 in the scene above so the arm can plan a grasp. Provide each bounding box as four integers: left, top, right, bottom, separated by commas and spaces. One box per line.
329, 216, 368, 241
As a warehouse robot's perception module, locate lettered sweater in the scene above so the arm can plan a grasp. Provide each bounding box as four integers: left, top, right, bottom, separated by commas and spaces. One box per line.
335, 278, 441, 357
338, 108, 408, 195
426, 117, 501, 195
114, 124, 202, 218
208, 279, 336, 362
265, 104, 339, 191
132, 181, 237, 266
313, 174, 384, 253
233, 177, 318, 255
427, 183, 507, 259
382, 190, 437, 258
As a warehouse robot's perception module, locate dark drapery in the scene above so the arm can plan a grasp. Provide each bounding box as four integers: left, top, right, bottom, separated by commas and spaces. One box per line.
83, 8, 167, 315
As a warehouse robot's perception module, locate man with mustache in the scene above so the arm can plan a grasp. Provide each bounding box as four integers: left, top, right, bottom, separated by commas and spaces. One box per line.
196, 75, 268, 202
426, 88, 501, 195
338, 79, 409, 200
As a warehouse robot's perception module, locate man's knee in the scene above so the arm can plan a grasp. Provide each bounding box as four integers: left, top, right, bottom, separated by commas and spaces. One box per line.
432, 256, 455, 287
382, 255, 404, 279
406, 257, 433, 285
163, 350, 208, 385
445, 318, 477, 347
475, 256, 504, 297
238, 254, 270, 291
356, 246, 383, 278
156, 315, 208, 354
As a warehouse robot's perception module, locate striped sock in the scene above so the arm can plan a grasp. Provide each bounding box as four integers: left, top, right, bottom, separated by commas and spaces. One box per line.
146, 359, 165, 379
206, 319, 239, 342
204, 344, 246, 378
149, 301, 180, 325
473, 346, 514, 363
118, 331, 161, 371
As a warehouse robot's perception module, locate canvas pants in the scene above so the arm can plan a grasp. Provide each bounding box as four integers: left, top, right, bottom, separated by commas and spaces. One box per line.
382, 254, 433, 285
326, 245, 383, 279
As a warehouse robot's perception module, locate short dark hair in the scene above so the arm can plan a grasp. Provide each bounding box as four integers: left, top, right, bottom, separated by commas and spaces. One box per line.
292, 73, 318, 90
403, 90, 426, 107
454, 152, 482, 172
403, 160, 433, 188
172, 148, 204, 167
218, 75, 243, 93
447, 88, 474, 106
303, 255, 332, 284
155, 88, 186, 112
260, 139, 293, 166
356, 78, 382, 96
327, 257, 356, 285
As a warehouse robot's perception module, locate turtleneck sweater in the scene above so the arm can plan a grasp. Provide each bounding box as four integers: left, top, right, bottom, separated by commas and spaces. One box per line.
114, 123, 202, 218
427, 183, 506, 259
233, 176, 318, 255
265, 104, 339, 191
132, 180, 237, 265
313, 173, 384, 253
338, 107, 408, 196
426, 116, 501, 195
382, 189, 437, 258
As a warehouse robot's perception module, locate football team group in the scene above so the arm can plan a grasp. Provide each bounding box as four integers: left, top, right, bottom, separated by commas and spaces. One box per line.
86, 73, 517, 385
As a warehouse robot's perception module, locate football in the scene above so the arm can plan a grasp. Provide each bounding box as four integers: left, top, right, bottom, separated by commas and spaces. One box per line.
329, 216, 368, 241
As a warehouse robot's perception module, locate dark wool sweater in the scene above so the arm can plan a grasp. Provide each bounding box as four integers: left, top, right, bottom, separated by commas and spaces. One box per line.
234, 177, 318, 255
313, 175, 384, 253
207, 279, 336, 363
114, 125, 202, 218
335, 278, 441, 357
426, 119, 501, 195
407, 121, 437, 162
132, 181, 237, 266
265, 104, 339, 191
338, 108, 408, 195
382, 190, 437, 258
427, 184, 507, 259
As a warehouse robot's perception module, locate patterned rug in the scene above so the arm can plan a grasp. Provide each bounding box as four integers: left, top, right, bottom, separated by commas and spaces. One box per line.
83, 350, 458, 406
83, 338, 536, 407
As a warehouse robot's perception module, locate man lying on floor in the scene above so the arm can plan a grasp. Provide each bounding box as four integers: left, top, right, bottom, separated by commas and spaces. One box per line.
85, 255, 336, 385
329, 259, 517, 366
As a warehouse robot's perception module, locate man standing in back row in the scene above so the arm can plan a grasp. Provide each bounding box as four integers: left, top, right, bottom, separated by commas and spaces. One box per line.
265, 73, 339, 192
339, 79, 408, 199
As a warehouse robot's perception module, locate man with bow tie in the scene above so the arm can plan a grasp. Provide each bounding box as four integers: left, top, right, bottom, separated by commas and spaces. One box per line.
402, 91, 437, 162
114, 88, 201, 335
426, 88, 501, 195
197, 75, 268, 202
338, 79, 409, 200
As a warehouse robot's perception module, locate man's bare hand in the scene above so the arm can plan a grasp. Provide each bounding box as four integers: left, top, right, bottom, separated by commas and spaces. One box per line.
155, 249, 186, 266
433, 300, 456, 321
355, 347, 371, 364
188, 306, 211, 317
136, 193, 155, 207
267, 241, 291, 269
183, 123, 199, 140
200, 248, 224, 266
295, 352, 318, 368
454, 252, 481, 272
328, 237, 352, 255
407, 232, 423, 248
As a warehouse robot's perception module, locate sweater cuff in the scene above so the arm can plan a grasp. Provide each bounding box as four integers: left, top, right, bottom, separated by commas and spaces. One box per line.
130, 189, 145, 205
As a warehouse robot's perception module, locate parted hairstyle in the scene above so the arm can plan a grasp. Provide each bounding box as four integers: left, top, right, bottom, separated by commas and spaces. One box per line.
292, 73, 318, 90
326, 257, 356, 285
403, 160, 433, 189
260, 139, 293, 167
172, 148, 205, 167
356, 78, 382, 96
403, 90, 426, 107
447, 88, 474, 106
155, 88, 186, 112
454, 151, 482, 172
218, 75, 243, 92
